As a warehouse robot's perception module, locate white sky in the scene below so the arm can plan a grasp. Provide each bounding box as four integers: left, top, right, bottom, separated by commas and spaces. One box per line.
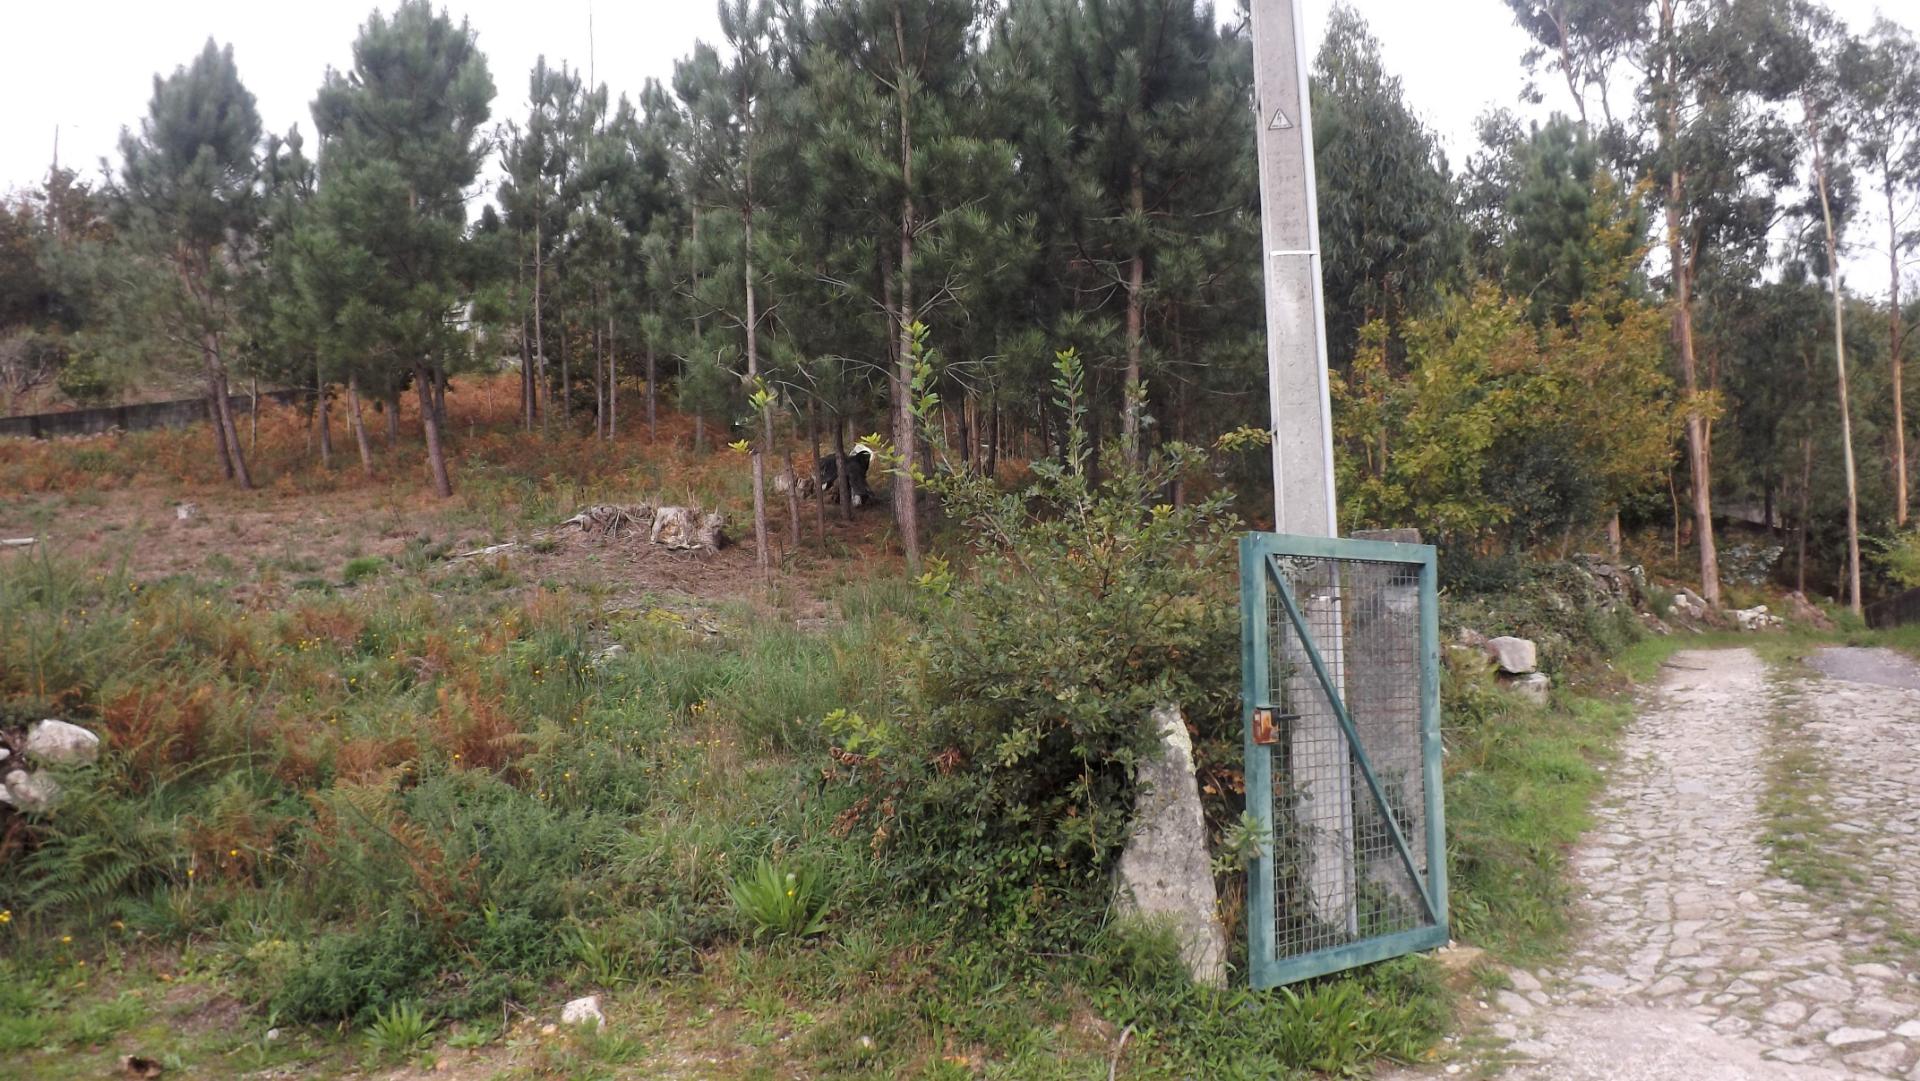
2, 0, 1913, 289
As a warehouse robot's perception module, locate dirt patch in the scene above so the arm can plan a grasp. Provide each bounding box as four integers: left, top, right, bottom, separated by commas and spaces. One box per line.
0, 479, 897, 617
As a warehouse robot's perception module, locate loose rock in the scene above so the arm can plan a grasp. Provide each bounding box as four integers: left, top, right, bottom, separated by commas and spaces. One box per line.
1503, 671, 1552, 705
561, 995, 605, 1028
1733, 605, 1783, 632
26, 719, 101, 765
4, 768, 60, 812
1486, 636, 1539, 675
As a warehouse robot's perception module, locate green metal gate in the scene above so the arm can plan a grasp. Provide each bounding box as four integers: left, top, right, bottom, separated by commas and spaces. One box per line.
1239, 532, 1447, 988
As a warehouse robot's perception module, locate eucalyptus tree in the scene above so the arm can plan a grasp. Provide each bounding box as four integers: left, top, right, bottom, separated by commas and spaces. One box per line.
1841, 19, 1920, 524
1503, 0, 1646, 131
1791, 2, 1864, 614
1540, 0, 1800, 607
308, 0, 494, 498
113, 40, 263, 488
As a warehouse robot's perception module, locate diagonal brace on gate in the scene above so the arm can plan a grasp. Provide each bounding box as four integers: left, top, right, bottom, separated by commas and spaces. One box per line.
1265, 554, 1438, 926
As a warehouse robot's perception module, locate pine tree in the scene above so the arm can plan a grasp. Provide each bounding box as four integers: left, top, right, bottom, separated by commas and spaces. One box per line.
993, 0, 1257, 462
1311, 6, 1467, 369
113, 40, 263, 488
309, 0, 494, 497
795, 0, 1015, 572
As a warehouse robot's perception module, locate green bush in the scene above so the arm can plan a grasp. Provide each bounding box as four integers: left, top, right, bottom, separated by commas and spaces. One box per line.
730, 857, 831, 941
829, 348, 1243, 943
342, 556, 384, 584
364, 1000, 437, 1059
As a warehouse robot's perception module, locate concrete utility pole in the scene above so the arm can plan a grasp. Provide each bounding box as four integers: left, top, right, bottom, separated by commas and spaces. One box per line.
1251, 0, 1356, 936
1252, 0, 1338, 539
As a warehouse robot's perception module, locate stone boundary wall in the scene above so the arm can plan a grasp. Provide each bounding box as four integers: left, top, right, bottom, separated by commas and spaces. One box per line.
0, 389, 302, 441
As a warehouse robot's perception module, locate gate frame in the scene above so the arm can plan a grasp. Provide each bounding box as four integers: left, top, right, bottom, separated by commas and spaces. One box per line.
1239, 531, 1448, 989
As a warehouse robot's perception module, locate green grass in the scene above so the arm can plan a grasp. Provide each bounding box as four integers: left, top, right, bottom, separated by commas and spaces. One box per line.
1440, 668, 1630, 963
19, 537, 1796, 1078
0, 549, 1454, 1079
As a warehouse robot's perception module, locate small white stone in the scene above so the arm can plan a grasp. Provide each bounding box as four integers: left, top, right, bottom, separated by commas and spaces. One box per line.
1825, 1026, 1887, 1048
561, 995, 604, 1028
1506, 968, 1542, 993
3, 769, 59, 812
1762, 1001, 1807, 1026
1494, 991, 1535, 1016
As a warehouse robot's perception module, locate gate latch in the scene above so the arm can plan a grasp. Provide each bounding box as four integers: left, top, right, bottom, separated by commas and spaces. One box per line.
1251, 706, 1295, 746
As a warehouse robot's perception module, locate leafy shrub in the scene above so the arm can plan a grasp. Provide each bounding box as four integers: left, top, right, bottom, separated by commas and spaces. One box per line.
364, 1000, 437, 1059
729, 857, 830, 941
829, 347, 1242, 942
342, 556, 384, 584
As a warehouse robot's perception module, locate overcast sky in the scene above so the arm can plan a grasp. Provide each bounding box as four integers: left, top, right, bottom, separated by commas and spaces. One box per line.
3, 1, 1913, 287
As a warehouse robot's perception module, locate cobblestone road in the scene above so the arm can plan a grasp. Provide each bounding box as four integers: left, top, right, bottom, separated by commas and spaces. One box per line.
1406, 647, 1920, 1080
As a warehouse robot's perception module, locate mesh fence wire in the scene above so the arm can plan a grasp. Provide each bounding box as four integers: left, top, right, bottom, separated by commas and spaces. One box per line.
1264, 554, 1431, 960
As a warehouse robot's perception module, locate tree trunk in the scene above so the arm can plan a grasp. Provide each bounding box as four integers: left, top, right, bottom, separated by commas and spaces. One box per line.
745, 197, 771, 575
834, 416, 853, 522
646, 344, 657, 440
386, 385, 400, 448
986, 390, 1000, 481
417, 361, 453, 498
1891, 177, 1908, 527
534, 216, 548, 435
891, 2, 921, 574
520, 308, 534, 431
316, 363, 333, 471
1812, 128, 1863, 615
208, 387, 234, 481
346, 374, 375, 477
433, 366, 448, 432
1607, 512, 1622, 560
1798, 433, 1813, 595
1123, 161, 1146, 461
1666, 188, 1719, 607
785, 451, 802, 553
206, 338, 252, 490
607, 312, 617, 440
592, 314, 604, 440
809, 400, 826, 544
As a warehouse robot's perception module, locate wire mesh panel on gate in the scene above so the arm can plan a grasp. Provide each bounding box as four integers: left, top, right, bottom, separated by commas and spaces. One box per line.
1240, 533, 1446, 988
